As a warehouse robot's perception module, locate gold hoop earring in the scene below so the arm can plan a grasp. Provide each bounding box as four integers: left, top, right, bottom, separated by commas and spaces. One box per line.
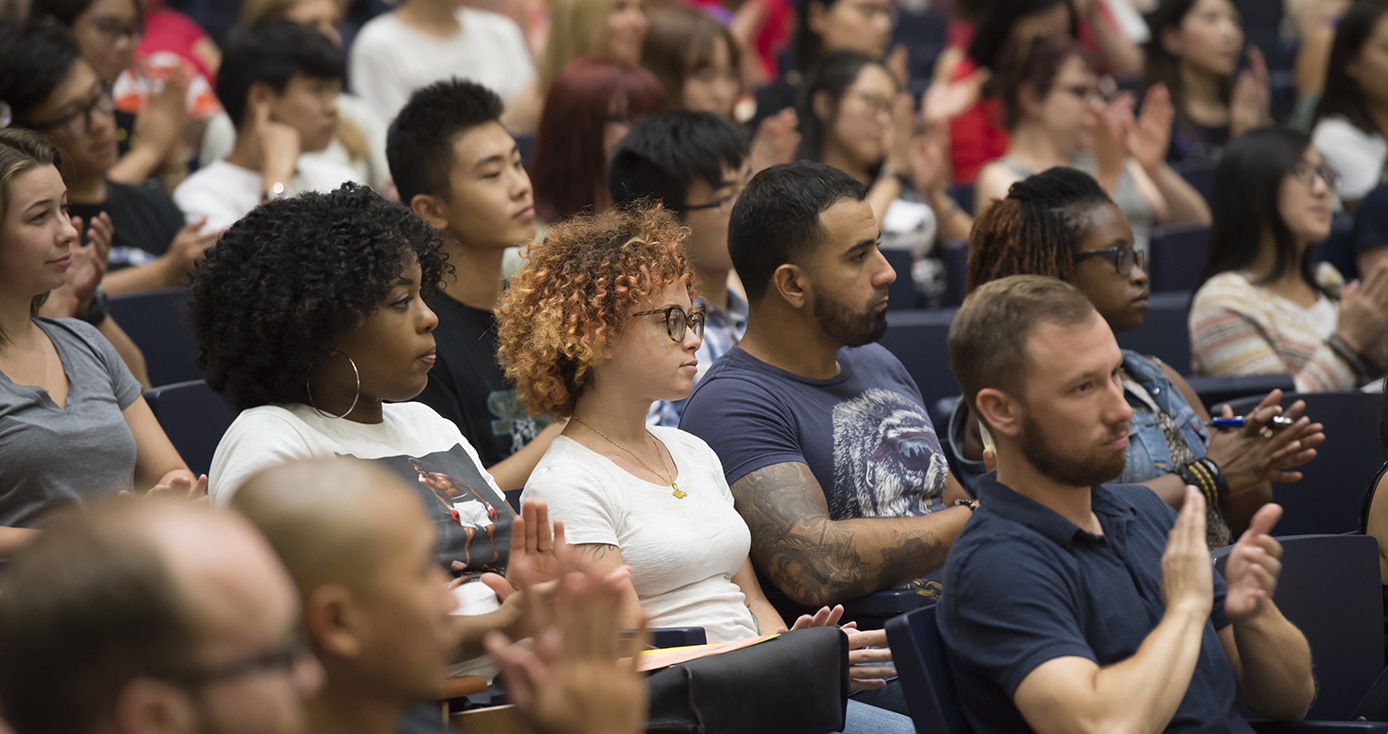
305, 350, 360, 420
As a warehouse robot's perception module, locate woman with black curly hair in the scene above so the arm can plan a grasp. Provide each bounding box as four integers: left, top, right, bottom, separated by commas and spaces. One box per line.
194, 183, 527, 637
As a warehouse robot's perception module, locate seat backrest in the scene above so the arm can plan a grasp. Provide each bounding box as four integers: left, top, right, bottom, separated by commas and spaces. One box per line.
1183, 373, 1295, 409
109, 288, 203, 388
942, 239, 969, 307
1113, 291, 1193, 374
1148, 225, 1210, 293
1221, 392, 1383, 535
1212, 534, 1384, 720
882, 249, 918, 310
879, 309, 960, 408
141, 379, 235, 476
886, 605, 975, 734
1172, 160, 1216, 206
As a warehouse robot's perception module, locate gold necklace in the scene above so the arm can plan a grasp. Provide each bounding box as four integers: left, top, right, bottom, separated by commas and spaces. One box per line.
571, 416, 687, 499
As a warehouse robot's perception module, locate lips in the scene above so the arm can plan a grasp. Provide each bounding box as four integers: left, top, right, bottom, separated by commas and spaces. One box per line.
419, 349, 437, 366
514, 206, 535, 220
48, 255, 71, 267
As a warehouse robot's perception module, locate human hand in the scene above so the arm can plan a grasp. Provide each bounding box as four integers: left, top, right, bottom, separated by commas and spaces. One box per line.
161, 217, 220, 280
1160, 486, 1214, 615
1088, 98, 1128, 193
252, 99, 301, 182
909, 123, 950, 197
124, 474, 208, 501
134, 65, 189, 157
887, 44, 910, 88
748, 107, 800, 174
67, 213, 112, 313
1230, 45, 1271, 136
1337, 262, 1388, 355
1128, 83, 1174, 174
504, 499, 568, 587
845, 627, 895, 691
921, 67, 990, 126
1204, 390, 1324, 490
883, 92, 916, 175
784, 604, 845, 632
1223, 503, 1284, 621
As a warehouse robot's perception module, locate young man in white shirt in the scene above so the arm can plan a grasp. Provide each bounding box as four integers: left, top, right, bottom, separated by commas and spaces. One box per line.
174, 19, 360, 232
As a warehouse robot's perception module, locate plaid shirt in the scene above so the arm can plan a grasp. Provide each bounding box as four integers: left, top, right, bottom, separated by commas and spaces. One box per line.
647, 291, 749, 428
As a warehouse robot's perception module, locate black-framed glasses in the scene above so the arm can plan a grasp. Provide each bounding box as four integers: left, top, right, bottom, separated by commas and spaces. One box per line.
1290, 161, 1340, 190
27, 85, 115, 140
631, 305, 707, 341
1073, 245, 1146, 277
164, 636, 313, 688
686, 177, 748, 214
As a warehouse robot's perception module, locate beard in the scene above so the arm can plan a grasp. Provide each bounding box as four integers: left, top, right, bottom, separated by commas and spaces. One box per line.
813, 285, 889, 347
1016, 406, 1128, 488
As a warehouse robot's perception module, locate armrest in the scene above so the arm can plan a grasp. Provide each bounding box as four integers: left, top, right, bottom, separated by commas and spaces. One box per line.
838, 587, 937, 630
624, 627, 707, 649
1250, 721, 1388, 733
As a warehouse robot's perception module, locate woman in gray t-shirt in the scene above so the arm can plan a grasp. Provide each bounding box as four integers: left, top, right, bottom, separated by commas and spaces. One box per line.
0, 130, 201, 556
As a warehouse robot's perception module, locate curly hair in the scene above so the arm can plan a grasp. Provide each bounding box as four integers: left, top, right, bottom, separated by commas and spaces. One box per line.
188, 183, 448, 413
496, 204, 692, 419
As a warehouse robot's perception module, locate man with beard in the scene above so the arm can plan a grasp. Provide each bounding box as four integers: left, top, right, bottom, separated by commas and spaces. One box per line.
680, 162, 974, 627
939, 275, 1314, 734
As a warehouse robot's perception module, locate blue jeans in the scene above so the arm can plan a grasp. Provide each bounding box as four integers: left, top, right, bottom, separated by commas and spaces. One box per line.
839, 699, 915, 734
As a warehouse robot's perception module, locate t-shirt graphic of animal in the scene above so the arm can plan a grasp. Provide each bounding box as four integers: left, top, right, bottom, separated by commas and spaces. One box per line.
832, 388, 950, 518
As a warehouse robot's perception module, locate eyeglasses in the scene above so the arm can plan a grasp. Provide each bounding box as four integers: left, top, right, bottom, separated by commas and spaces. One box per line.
631, 305, 707, 342
27, 85, 115, 140
1073, 244, 1147, 277
165, 636, 314, 688
91, 16, 143, 44
1290, 161, 1340, 190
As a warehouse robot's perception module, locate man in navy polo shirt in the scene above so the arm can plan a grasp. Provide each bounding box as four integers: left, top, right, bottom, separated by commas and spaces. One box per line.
940, 275, 1314, 734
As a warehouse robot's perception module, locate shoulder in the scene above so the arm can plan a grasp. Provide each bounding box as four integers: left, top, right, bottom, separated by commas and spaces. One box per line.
1314, 261, 1345, 292
224, 404, 314, 436
351, 12, 404, 47
298, 157, 363, 188
175, 161, 251, 195
458, 5, 524, 34
1313, 116, 1384, 149
651, 425, 718, 460
946, 516, 1071, 598
1193, 271, 1260, 308
37, 316, 105, 348
527, 439, 606, 495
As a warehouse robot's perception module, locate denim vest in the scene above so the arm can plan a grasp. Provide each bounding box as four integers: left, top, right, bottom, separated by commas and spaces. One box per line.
942, 350, 1209, 496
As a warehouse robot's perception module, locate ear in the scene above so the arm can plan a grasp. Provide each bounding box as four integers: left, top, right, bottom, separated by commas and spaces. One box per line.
245, 81, 279, 123
410, 193, 452, 232
811, 89, 835, 124
1159, 25, 1184, 58
304, 583, 362, 661
1018, 81, 1045, 119
806, 0, 830, 37
973, 388, 1022, 439
770, 263, 811, 310
111, 678, 198, 734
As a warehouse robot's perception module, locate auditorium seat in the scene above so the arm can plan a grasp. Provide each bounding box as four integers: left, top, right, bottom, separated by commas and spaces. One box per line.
880, 309, 959, 408
142, 379, 235, 476
109, 288, 203, 388
882, 248, 920, 310
942, 239, 968, 307
1112, 291, 1193, 374
1148, 225, 1210, 293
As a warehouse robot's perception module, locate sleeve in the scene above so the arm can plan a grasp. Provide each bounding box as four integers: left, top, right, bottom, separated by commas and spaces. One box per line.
679, 377, 806, 486
172, 174, 247, 232
347, 31, 408, 121
1312, 119, 1387, 202
523, 459, 622, 548
940, 542, 1096, 696
64, 319, 142, 409
1188, 277, 1359, 391
206, 411, 316, 506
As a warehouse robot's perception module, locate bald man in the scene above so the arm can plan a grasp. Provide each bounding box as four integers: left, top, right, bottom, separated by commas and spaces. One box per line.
233, 458, 465, 734
0, 500, 320, 734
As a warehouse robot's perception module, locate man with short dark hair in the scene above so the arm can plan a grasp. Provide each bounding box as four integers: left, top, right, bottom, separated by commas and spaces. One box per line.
608, 110, 751, 426
174, 18, 360, 231
680, 161, 972, 616
0, 500, 320, 734
940, 274, 1314, 734
387, 78, 560, 491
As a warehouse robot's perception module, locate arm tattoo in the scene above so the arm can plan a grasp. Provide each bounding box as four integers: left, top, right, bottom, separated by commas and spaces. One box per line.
574, 543, 619, 563
746, 603, 761, 634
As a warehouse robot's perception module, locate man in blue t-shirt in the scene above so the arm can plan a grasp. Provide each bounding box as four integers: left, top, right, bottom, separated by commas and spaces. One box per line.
939, 275, 1313, 733
681, 162, 974, 613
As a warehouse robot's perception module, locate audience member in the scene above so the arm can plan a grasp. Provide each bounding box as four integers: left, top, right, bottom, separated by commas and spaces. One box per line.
348, 0, 534, 123
0, 127, 201, 559
608, 110, 750, 427
1353, 182, 1388, 277
940, 274, 1315, 734
679, 162, 973, 616
232, 459, 465, 734
197, 0, 393, 194
496, 203, 913, 730
136, 0, 221, 80
0, 22, 217, 294
1143, 0, 1272, 166
1191, 127, 1388, 390
973, 33, 1210, 254
955, 167, 1322, 542
1361, 389, 1388, 655
174, 19, 360, 231
530, 57, 664, 223
1311, 0, 1388, 210
0, 500, 322, 734
388, 78, 563, 489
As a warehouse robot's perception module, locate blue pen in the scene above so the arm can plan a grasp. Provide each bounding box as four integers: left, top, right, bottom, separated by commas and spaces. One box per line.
1207, 415, 1295, 431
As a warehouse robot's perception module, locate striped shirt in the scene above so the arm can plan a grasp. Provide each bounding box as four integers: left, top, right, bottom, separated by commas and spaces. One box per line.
1189, 263, 1367, 392
647, 291, 749, 428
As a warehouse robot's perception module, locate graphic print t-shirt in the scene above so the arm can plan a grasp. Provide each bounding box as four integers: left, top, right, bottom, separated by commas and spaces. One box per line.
207, 401, 512, 575
681, 344, 949, 520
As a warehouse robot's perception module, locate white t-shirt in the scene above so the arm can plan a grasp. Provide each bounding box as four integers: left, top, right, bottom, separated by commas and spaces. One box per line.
1311, 115, 1388, 203
172, 157, 363, 232
348, 6, 536, 122
524, 427, 761, 643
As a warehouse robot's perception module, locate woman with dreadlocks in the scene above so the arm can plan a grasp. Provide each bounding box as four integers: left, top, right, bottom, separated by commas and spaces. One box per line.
946, 166, 1323, 543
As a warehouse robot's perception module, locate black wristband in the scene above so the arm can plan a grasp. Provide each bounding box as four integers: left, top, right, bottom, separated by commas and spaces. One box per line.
77, 287, 109, 326
1175, 457, 1227, 507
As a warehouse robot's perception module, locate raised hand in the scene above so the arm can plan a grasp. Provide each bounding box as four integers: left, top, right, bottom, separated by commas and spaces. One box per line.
921, 67, 990, 126
162, 216, 220, 280
1161, 486, 1214, 615
1337, 261, 1388, 356
1128, 83, 1174, 173
1223, 503, 1284, 621
887, 44, 910, 89
252, 98, 301, 190
1230, 45, 1271, 137
883, 92, 916, 176
1204, 389, 1325, 490
748, 107, 801, 174
134, 65, 189, 158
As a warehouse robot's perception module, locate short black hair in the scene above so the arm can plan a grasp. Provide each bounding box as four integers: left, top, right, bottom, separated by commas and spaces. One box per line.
30, 0, 142, 27
727, 161, 866, 303
216, 18, 343, 129
189, 183, 448, 413
608, 110, 748, 216
0, 22, 84, 126
387, 78, 506, 206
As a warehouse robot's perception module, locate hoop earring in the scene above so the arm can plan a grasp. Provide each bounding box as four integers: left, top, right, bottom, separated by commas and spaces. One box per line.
305, 350, 360, 420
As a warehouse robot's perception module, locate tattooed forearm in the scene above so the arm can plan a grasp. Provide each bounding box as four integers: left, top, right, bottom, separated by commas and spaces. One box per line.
574, 543, 619, 563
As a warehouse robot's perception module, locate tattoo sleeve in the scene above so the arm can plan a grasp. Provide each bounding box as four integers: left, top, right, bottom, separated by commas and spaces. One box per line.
729, 462, 953, 607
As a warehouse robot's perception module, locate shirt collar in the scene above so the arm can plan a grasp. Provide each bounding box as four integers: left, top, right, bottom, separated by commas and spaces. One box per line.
976, 474, 1139, 549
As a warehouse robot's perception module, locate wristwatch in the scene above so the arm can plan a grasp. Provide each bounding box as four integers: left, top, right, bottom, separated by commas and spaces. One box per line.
260, 181, 288, 203
77, 287, 110, 326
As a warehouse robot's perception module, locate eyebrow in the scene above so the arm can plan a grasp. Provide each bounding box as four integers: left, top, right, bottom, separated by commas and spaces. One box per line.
844, 233, 882, 255
393, 276, 416, 286
24, 197, 57, 213
473, 144, 520, 171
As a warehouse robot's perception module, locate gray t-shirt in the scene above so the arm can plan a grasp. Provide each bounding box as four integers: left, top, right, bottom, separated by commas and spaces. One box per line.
0, 318, 142, 528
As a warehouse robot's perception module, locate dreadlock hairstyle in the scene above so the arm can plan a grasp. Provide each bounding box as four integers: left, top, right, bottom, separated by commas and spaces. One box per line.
966, 166, 1115, 292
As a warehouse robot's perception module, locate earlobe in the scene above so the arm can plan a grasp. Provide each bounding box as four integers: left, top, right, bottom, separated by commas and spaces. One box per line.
112, 678, 198, 734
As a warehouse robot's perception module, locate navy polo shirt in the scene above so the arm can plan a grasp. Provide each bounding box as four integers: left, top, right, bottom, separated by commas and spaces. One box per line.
938, 474, 1251, 734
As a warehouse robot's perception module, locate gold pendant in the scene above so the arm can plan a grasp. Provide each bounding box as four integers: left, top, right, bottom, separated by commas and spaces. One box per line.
671, 483, 687, 499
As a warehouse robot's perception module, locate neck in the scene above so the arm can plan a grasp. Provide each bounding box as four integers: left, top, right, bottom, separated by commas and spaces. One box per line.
440, 236, 506, 311
993, 440, 1101, 533
1008, 122, 1075, 168
64, 169, 107, 203
0, 290, 37, 351
305, 360, 384, 424
820, 143, 872, 186
224, 131, 265, 172
570, 382, 657, 447
694, 268, 730, 311
1247, 229, 1309, 287
396, 0, 461, 32
737, 301, 842, 380
1180, 61, 1224, 107
304, 686, 404, 734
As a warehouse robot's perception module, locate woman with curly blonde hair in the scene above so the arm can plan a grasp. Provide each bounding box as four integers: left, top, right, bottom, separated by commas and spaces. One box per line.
497, 204, 914, 732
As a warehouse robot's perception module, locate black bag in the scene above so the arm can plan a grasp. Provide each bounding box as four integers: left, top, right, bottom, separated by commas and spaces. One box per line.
644, 626, 849, 734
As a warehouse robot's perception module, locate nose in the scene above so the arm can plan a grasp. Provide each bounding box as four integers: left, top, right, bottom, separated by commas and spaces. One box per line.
1105, 374, 1134, 424
512, 166, 533, 200
1131, 263, 1149, 286
682, 324, 702, 353
59, 213, 80, 245
873, 249, 897, 287
420, 302, 439, 332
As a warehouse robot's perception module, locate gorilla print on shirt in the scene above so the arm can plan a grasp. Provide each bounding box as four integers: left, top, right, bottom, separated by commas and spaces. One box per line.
831, 388, 950, 518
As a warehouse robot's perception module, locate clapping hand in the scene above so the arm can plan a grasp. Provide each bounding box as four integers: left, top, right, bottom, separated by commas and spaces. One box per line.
784, 603, 896, 690
120, 473, 208, 500
1128, 83, 1174, 174
1230, 45, 1272, 137
1223, 503, 1284, 621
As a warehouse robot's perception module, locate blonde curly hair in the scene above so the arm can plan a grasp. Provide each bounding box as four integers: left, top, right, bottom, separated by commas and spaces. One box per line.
497, 204, 693, 419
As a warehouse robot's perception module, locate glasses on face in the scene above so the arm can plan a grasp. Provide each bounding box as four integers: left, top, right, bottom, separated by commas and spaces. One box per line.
1290, 161, 1340, 190
91, 16, 143, 44
631, 305, 707, 342
166, 635, 313, 688
1073, 244, 1147, 277
851, 91, 894, 116
28, 85, 115, 140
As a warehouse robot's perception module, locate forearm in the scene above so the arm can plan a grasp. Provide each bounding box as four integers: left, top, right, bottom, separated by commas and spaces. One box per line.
487, 420, 566, 491
0, 526, 41, 558
103, 259, 180, 295
99, 317, 152, 391
746, 597, 784, 635
866, 176, 903, 228
108, 144, 166, 186
1231, 607, 1315, 719
451, 606, 518, 661
925, 187, 973, 244
1149, 165, 1211, 226
1087, 7, 1143, 78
